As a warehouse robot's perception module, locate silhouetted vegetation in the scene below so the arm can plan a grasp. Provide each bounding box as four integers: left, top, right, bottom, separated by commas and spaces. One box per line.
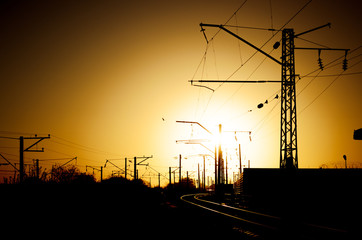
48, 165, 96, 184
166, 177, 196, 190
13, 165, 96, 184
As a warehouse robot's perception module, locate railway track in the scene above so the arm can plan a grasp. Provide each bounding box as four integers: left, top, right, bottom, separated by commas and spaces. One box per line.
181, 193, 350, 239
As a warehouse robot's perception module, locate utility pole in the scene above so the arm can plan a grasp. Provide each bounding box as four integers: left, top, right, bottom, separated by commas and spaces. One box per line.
179, 154, 182, 183
35, 159, 39, 179
19, 134, 50, 183
198, 163, 200, 189
104, 159, 126, 179
176, 120, 217, 189
280, 28, 298, 169
169, 167, 171, 185
86, 165, 103, 182
133, 156, 153, 180
134, 157, 137, 180
239, 144, 242, 175
203, 155, 206, 190
193, 23, 348, 170
19, 136, 23, 182
158, 173, 161, 188
124, 158, 128, 179
214, 145, 217, 190
225, 155, 228, 184
217, 124, 223, 185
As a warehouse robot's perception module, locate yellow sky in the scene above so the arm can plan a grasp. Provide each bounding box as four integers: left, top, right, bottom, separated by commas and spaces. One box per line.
0, 0, 361, 185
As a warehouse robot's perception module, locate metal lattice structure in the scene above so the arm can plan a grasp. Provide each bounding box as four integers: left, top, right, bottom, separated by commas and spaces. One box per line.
280, 29, 298, 169
192, 23, 348, 172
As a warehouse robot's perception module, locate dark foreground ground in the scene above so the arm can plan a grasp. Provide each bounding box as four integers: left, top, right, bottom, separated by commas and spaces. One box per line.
1, 184, 246, 239
1, 179, 360, 240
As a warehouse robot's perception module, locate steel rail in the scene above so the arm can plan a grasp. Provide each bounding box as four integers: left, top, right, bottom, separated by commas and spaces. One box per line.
180, 193, 277, 230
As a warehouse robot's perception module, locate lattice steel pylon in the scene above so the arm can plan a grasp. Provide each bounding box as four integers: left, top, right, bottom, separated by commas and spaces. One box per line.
192, 23, 348, 171
280, 29, 298, 169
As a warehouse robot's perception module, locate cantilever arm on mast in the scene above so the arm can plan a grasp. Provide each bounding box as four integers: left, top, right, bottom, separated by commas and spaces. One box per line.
200, 23, 282, 65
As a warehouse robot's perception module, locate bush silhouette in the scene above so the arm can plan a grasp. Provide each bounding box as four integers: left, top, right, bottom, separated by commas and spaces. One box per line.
49, 165, 95, 184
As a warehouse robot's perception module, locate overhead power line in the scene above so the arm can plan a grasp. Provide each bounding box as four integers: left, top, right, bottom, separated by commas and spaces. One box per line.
301, 71, 362, 78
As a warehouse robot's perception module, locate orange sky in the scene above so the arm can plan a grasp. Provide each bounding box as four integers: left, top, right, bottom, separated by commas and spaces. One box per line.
0, 0, 361, 185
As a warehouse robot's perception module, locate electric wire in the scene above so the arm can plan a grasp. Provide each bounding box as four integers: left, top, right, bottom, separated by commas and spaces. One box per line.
234, 14, 244, 65
193, 0, 249, 121
223, 24, 277, 31
296, 36, 330, 48
299, 72, 343, 115
301, 71, 362, 78
246, 48, 361, 138
296, 52, 361, 115
298, 46, 361, 79
226, 41, 359, 139
194, 0, 314, 129
202, 0, 312, 98
52, 135, 121, 157
223, 0, 313, 83
206, 0, 249, 44
252, 98, 280, 136
269, 0, 274, 31
296, 46, 362, 96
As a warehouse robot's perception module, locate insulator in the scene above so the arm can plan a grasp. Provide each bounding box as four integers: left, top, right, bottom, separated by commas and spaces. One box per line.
257, 103, 264, 109
273, 41, 280, 49
317, 49, 324, 70
318, 58, 324, 70
342, 58, 348, 71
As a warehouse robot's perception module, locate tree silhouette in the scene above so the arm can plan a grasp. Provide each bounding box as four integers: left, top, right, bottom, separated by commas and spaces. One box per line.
49, 165, 95, 184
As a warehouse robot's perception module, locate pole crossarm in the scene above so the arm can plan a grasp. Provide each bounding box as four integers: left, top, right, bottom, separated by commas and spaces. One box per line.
60, 157, 77, 167
295, 47, 349, 51
190, 80, 281, 83
176, 121, 213, 135
104, 160, 125, 173
135, 155, 153, 165
200, 23, 282, 65
176, 139, 211, 144
294, 23, 331, 37
23, 135, 50, 152
86, 165, 102, 172
19, 134, 50, 182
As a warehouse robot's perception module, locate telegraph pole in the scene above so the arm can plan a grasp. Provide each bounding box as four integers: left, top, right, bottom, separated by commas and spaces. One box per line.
19, 136, 24, 182
214, 145, 217, 190
134, 157, 137, 180
169, 167, 171, 185
19, 134, 50, 183
35, 159, 39, 179
158, 173, 161, 188
217, 124, 223, 185
133, 156, 153, 180
179, 154, 182, 183
197, 163, 200, 189
125, 158, 127, 179
86, 165, 103, 182
225, 155, 228, 184
239, 144, 242, 175
203, 155, 206, 190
